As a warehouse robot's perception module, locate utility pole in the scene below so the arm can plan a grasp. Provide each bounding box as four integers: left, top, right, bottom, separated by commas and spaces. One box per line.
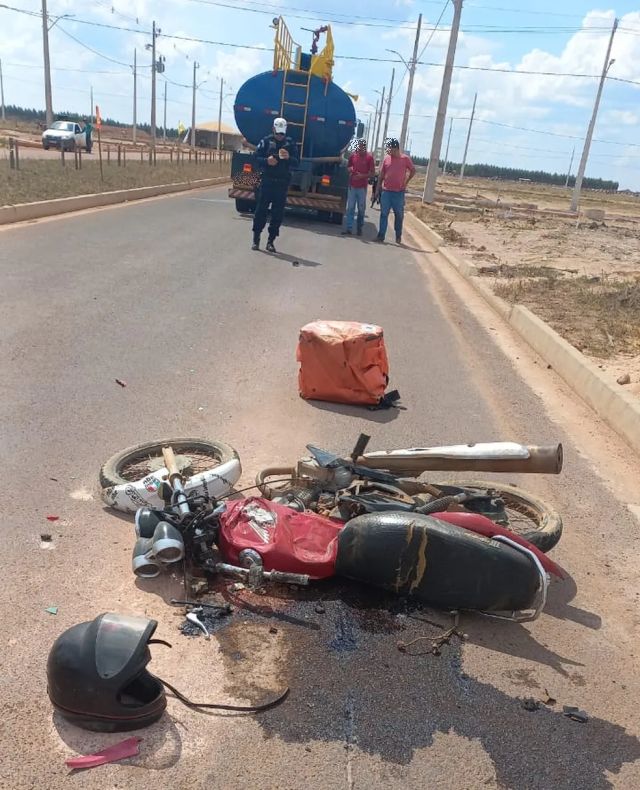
217, 76, 224, 155
150, 21, 158, 146
371, 98, 380, 152
381, 68, 395, 149
570, 17, 618, 212
459, 92, 477, 180
41, 0, 53, 127
564, 146, 575, 188
423, 0, 464, 203
90, 85, 93, 123
163, 81, 167, 140
190, 61, 199, 148
443, 117, 453, 175
373, 85, 385, 159
0, 58, 6, 123
132, 48, 137, 143
399, 13, 422, 151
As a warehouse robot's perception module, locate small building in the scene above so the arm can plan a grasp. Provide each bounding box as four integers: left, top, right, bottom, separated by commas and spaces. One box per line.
182, 121, 244, 150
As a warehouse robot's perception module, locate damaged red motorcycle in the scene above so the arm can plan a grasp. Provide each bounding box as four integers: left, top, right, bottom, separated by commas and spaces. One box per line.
100, 435, 564, 622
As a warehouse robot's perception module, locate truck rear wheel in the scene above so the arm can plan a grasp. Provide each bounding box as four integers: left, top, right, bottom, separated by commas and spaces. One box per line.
235, 199, 255, 213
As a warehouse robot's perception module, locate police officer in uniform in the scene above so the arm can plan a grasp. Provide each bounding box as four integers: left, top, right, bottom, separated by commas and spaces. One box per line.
252, 117, 298, 252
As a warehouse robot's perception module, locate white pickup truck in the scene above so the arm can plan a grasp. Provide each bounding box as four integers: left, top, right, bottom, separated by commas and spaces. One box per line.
42, 120, 91, 152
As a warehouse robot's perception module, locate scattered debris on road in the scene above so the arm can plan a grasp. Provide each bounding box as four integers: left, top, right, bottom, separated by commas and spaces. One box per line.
45, 606, 58, 615
46, 515, 59, 522
563, 705, 590, 723
398, 612, 465, 656
617, 373, 631, 385
542, 689, 557, 706
186, 610, 211, 639
522, 697, 541, 712
115, 378, 127, 388
65, 736, 143, 771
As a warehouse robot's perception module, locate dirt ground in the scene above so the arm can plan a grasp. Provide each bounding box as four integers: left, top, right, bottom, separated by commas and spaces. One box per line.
410, 178, 640, 400
0, 159, 229, 205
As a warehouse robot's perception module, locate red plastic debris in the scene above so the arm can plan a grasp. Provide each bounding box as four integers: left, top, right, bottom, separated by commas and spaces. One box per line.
46, 515, 59, 522
65, 737, 142, 770
115, 379, 127, 388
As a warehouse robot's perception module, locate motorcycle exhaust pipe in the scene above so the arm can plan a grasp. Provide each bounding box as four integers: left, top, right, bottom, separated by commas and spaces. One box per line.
358, 443, 563, 476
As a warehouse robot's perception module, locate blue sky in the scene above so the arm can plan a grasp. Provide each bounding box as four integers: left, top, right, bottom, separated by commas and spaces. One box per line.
2, 1, 640, 187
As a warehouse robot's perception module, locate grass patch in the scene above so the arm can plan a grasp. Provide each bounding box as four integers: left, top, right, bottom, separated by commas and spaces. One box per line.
1, 158, 229, 205
495, 275, 640, 357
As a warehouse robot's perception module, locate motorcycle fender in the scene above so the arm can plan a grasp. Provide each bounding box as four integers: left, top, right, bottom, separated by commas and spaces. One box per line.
101, 458, 242, 513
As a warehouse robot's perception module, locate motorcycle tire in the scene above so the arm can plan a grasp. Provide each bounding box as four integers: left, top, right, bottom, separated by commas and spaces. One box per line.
335, 512, 540, 613
99, 438, 239, 488
430, 480, 562, 553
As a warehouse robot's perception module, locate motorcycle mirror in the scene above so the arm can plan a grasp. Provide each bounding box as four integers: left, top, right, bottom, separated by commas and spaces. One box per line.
306, 445, 343, 468
350, 433, 371, 462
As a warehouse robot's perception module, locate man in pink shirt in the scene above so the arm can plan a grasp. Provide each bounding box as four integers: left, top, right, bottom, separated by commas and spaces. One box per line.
375, 138, 415, 244
343, 139, 375, 236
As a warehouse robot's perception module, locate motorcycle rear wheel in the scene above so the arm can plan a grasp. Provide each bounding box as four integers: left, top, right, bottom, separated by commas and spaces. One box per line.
420, 480, 563, 553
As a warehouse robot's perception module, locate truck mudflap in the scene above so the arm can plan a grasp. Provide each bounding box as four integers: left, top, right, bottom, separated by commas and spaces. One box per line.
229, 187, 344, 213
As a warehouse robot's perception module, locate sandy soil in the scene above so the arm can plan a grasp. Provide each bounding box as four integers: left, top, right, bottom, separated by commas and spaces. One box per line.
410, 180, 640, 401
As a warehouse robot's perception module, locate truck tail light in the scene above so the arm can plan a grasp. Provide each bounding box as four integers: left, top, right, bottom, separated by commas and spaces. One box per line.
243, 164, 253, 173
321, 175, 331, 186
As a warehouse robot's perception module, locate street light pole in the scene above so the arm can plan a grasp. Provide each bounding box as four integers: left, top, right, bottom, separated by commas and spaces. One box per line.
190, 61, 199, 148
217, 76, 224, 155
459, 92, 477, 180
381, 68, 395, 148
373, 86, 385, 159
443, 117, 453, 176
564, 146, 575, 188
163, 81, 167, 141
399, 13, 422, 151
369, 101, 378, 150
132, 48, 137, 143
41, 0, 53, 127
0, 58, 6, 123
423, 0, 464, 204
570, 17, 618, 212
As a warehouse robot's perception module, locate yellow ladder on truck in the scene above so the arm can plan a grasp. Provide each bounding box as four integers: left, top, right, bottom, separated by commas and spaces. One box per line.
279, 67, 312, 158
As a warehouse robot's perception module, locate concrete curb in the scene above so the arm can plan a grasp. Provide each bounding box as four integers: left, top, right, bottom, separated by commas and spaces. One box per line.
406, 211, 640, 455
0, 176, 231, 225
408, 212, 444, 250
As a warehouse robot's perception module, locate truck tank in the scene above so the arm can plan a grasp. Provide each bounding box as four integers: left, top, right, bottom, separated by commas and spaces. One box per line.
234, 70, 356, 159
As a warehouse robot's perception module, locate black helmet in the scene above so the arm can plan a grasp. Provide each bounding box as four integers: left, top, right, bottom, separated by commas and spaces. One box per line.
47, 613, 167, 732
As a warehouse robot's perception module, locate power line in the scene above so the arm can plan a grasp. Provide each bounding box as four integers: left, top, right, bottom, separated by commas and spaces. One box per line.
3, 2, 632, 37
55, 25, 134, 68
3, 60, 129, 75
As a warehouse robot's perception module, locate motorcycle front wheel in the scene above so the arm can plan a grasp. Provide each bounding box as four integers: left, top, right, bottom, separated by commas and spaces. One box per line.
99, 438, 239, 488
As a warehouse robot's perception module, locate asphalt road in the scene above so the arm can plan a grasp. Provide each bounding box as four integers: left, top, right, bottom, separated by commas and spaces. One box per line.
1, 185, 639, 789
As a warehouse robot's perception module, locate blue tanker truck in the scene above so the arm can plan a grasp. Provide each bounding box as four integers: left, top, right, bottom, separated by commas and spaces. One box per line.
228, 19, 363, 224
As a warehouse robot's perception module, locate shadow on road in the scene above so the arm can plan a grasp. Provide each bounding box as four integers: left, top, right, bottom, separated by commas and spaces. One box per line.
52, 711, 183, 772
303, 398, 402, 424
216, 580, 640, 788
260, 250, 322, 267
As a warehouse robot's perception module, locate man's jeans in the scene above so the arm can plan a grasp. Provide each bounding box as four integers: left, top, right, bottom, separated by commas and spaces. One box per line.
378, 189, 405, 239
345, 186, 366, 231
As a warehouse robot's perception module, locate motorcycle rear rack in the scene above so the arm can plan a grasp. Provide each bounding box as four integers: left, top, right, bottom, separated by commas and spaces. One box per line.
477, 535, 549, 623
